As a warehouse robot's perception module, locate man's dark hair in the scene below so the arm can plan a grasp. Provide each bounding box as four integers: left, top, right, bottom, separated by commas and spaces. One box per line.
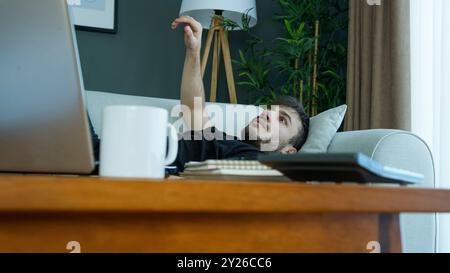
271, 96, 310, 151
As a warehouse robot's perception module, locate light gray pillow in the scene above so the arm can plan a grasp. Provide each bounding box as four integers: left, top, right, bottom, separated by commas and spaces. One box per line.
300, 105, 348, 153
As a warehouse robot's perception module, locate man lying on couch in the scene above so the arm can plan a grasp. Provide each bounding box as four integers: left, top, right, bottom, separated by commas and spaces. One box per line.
168, 16, 310, 172
89, 16, 310, 173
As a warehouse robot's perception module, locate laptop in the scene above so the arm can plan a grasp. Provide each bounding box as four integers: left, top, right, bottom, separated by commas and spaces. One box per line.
0, 0, 95, 174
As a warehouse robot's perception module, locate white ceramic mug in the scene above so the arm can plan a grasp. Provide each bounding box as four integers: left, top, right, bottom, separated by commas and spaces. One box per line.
99, 105, 178, 179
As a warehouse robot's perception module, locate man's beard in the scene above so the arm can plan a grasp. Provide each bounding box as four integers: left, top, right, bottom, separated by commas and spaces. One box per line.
242, 125, 285, 152
241, 125, 264, 150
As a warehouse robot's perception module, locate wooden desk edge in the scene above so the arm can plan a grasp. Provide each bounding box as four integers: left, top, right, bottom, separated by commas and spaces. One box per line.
0, 174, 450, 214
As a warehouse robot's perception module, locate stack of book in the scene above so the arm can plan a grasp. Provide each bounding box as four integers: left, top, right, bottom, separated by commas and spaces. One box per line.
180, 160, 289, 182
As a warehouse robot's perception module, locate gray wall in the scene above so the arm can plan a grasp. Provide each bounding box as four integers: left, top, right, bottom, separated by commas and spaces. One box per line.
75, 0, 283, 104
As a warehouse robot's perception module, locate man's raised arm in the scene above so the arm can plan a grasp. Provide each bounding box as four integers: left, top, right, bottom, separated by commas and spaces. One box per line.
171, 16, 208, 131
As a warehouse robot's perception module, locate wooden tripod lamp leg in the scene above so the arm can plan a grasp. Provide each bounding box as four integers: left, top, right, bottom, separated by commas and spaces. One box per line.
210, 30, 221, 102
201, 27, 215, 79
215, 33, 222, 101
220, 29, 238, 104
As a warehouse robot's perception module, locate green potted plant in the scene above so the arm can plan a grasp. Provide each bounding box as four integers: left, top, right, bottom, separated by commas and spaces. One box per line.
227, 0, 348, 116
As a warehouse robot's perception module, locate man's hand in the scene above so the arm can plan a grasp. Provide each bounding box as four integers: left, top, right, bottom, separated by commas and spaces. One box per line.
171, 16, 203, 53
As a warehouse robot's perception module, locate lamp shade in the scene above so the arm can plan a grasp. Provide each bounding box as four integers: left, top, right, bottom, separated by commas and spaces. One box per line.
179, 0, 258, 30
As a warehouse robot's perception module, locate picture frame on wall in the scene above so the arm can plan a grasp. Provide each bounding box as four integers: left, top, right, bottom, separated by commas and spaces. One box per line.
67, 0, 118, 34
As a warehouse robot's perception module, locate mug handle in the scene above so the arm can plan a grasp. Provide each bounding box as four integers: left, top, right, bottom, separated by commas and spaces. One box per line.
164, 124, 179, 166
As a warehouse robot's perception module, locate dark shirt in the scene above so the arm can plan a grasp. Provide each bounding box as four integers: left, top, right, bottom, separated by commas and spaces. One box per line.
173, 127, 262, 172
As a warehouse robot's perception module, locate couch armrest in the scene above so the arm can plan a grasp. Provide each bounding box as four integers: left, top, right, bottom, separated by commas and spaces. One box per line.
328, 129, 435, 189
328, 129, 436, 253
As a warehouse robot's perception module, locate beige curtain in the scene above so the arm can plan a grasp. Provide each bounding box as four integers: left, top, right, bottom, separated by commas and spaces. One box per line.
345, 0, 411, 131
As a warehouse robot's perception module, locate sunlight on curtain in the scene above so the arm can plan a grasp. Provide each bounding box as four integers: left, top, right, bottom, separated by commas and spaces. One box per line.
411, 0, 450, 253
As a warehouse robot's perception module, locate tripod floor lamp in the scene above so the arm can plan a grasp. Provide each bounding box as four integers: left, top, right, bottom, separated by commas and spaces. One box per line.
179, 0, 257, 104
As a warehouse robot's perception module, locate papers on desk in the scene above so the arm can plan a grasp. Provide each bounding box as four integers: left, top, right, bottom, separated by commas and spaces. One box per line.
180, 160, 289, 182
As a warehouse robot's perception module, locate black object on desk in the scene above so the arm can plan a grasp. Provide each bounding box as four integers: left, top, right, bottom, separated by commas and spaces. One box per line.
258, 153, 424, 185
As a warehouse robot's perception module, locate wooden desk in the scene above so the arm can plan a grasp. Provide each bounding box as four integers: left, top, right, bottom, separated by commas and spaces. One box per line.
0, 174, 449, 253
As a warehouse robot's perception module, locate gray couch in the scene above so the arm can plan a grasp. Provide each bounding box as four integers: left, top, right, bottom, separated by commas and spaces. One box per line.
85, 90, 436, 253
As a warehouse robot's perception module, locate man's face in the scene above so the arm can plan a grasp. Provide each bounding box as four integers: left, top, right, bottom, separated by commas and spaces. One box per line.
242, 106, 303, 153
